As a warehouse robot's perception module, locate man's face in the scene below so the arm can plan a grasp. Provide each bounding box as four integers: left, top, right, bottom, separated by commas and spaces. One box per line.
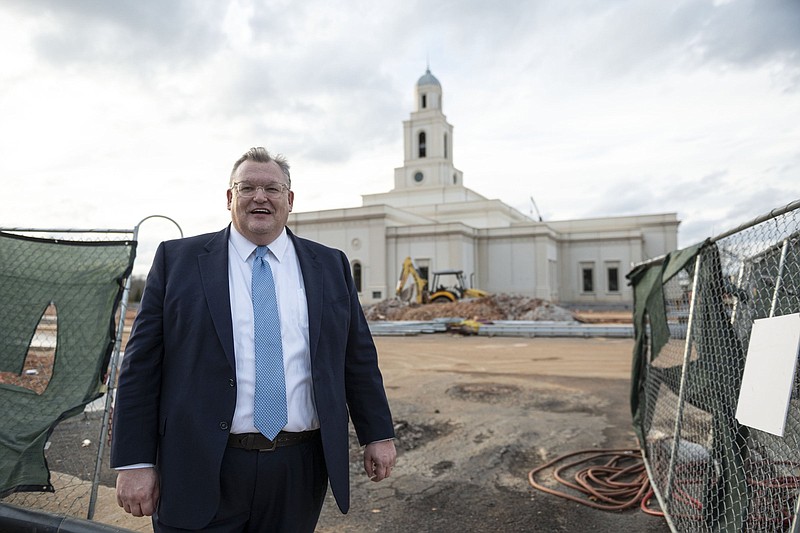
227, 160, 294, 245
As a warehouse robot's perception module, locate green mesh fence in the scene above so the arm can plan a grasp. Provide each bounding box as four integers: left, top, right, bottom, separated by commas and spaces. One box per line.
629, 200, 800, 532
0, 230, 135, 512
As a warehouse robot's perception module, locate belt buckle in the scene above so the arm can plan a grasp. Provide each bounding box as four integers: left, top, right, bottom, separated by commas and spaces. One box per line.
259, 436, 278, 452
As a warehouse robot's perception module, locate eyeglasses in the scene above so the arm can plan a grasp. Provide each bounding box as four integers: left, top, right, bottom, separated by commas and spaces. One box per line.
231, 181, 290, 199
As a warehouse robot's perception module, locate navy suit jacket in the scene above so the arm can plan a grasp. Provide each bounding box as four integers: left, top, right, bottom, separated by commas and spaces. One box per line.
111, 226, 394, 529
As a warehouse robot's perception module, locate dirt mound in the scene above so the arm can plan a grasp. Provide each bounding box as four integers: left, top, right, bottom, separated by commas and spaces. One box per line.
363, 294, 576, 322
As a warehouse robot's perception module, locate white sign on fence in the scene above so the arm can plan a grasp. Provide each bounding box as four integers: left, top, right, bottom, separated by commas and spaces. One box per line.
736, 313, 800, 437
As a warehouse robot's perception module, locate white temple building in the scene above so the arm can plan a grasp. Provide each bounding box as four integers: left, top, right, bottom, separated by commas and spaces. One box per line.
288, 69, 679, 306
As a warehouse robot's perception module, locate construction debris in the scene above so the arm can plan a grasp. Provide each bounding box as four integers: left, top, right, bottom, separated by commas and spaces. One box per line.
363, 294, 576, 322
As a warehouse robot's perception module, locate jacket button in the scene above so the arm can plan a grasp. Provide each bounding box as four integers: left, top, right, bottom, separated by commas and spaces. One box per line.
229, 379, 235, 387
219, 422, 229, 430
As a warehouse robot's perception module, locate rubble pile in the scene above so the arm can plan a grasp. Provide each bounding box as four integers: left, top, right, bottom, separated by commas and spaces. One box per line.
363, 294, 576, 322
488, 294, 576, 321
363, 298, 412, 321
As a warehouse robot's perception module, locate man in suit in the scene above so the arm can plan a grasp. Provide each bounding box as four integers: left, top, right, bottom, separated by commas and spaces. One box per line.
112, 147, 396, 532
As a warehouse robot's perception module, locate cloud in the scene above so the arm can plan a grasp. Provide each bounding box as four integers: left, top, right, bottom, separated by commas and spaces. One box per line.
677, 183, 796, 246
488, 0, 800, 88
0, 0, 796, 259
692, 0, 800, 68
4, 0, 227, 69
10, 0, 799, 84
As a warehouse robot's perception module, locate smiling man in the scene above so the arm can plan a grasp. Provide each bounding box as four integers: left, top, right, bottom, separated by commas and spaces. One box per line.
228, 156, 293, 246
111, 147, 396, 532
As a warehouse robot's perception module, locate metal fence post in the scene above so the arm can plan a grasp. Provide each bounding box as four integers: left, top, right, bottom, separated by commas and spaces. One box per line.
87, 215, 182, 520
664, 252, 702, 504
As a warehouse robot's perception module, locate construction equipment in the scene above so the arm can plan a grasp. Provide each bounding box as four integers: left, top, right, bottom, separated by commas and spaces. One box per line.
396, 257, 429, 303
395, 257, 489, 304
428, 269, 489, 303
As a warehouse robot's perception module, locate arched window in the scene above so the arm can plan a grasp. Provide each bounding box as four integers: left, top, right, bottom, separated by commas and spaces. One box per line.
352, 261, 362, 293
418, 131, 426, 158
444, 133, 448, 159
421, 94, 427, 109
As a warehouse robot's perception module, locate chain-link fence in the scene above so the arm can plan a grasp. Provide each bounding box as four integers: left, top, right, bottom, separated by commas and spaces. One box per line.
629, 199, 800, 533
0, 228, 136, 523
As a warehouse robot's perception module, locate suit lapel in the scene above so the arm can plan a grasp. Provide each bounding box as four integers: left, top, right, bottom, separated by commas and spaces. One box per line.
290, 229, 322, 359
198, 227, 236, 370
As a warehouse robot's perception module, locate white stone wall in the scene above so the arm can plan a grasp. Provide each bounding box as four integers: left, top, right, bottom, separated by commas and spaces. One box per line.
289, 206, 679, 305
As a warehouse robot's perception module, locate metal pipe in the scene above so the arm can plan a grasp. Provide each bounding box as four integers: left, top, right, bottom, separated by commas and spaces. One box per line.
0, 228, 133, 234
709, 199, 800, 245
86, 238, 135, 521
641, 453, 679, 533
777, 240, 800, 533
730, 263, 746, 325
87, 215, 182, 520
664, 253, 702, 504
631, 198, 800, 271
770, 239, 789, 318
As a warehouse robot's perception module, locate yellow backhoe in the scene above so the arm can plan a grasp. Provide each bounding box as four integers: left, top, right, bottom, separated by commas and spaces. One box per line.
396, 257, 429, 303
396, 257, 489, 304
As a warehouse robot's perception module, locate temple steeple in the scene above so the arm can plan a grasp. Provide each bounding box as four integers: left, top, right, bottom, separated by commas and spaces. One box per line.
393, 68, 462, 190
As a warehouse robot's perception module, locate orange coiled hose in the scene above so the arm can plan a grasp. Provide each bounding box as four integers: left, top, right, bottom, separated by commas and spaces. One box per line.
528, 448, 664, 516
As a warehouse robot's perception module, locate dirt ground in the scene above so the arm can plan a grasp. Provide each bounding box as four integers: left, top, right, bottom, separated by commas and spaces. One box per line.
74, 333, 668, 533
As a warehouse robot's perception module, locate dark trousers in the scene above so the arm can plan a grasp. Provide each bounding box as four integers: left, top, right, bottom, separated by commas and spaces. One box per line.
153, 433, 328, 532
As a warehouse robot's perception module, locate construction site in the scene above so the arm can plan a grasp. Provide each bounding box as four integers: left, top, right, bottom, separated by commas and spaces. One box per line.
2, 199, 799, 532
3, 309, 667, 533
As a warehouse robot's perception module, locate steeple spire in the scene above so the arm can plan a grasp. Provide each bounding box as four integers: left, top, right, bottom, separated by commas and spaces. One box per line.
389, 68, 461, 190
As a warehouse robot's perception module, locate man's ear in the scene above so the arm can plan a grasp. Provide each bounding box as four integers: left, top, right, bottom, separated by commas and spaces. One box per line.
226, 189, 233, 210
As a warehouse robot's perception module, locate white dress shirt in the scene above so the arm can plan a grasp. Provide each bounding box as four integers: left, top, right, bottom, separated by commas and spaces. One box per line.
228, 226, 319, 434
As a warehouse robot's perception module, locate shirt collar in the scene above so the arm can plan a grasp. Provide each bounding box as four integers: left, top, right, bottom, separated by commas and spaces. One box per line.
229, 225, 289, 263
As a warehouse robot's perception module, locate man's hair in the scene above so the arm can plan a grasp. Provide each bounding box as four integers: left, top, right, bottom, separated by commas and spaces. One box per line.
229, 147, 291, 187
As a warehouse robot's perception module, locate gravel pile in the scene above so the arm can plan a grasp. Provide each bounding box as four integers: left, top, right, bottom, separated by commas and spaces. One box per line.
363, 294, 576, 322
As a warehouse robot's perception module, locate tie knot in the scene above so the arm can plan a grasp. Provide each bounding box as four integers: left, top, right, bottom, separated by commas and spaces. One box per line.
255, 245, 269, 260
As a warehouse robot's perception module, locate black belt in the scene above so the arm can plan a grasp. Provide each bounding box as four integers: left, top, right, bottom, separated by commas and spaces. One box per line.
227, 430, 319, 451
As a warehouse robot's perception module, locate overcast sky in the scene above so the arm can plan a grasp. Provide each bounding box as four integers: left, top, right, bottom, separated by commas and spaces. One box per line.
1, 0, 798, 274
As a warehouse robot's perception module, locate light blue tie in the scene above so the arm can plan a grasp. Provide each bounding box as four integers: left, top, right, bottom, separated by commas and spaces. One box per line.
252, 245, 287, 440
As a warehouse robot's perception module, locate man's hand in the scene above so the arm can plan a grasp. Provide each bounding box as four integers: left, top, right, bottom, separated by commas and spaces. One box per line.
116, 468, 160, 517
364, 440, 397, 482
